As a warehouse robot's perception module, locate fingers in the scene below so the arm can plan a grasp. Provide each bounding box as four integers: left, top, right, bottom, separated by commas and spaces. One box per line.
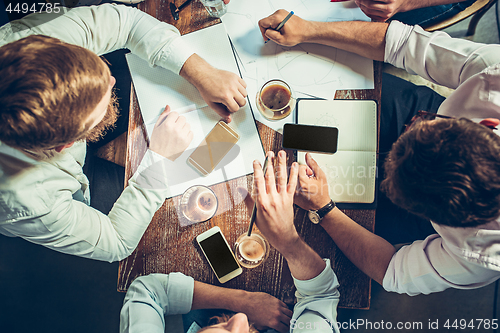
287, 162, 299, 195
253, 159, 267, 201
256, 150, 299, 197
276, 151, 287, 193
265, 29, 283, 44
356, 0, 393, 21
155, 105, 173, 126
258, 10, 288, 41
218, 84, 247, 114
273, 321, 289, 333
208, 102, 232, 123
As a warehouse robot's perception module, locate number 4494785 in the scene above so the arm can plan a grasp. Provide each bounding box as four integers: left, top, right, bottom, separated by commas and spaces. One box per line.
444, 319, 498, 330
6, 3, 61, 14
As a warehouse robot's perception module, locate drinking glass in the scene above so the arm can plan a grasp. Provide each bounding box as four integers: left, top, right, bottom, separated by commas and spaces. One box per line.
256, 79, 295, 120
199, 0, 227, 18
234, 232, 270, 268
179, 185, 218, 226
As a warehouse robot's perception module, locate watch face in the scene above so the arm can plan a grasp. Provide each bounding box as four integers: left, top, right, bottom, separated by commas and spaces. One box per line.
308, 210, 321, 224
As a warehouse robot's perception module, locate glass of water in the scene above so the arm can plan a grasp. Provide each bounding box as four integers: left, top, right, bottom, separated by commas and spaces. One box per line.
199, 0, 227, 18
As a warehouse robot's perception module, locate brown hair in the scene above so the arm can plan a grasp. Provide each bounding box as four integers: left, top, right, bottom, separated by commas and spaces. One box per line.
381, 118, 500, 228
0, 35, 110, 150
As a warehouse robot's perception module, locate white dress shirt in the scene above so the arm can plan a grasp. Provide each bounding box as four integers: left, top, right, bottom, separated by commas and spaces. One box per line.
0, 4, 195, 262
119, 260, 340, 333
382, 21, 500, 295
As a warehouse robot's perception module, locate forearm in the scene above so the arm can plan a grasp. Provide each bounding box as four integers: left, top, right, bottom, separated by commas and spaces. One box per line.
303, 21, 389, 61
321, 208, 395, 284
191, 281, 248, 312
281, 239, 326, 281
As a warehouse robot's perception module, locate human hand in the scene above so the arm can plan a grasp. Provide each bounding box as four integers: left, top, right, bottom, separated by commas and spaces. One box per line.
180, 54, 247, 123
149, 105, 193, 161
294, 153, 331, 211
258, 10, 312, 47
239, 291, 292, 333
355, 0, 413, 22
241, 151, 300, 256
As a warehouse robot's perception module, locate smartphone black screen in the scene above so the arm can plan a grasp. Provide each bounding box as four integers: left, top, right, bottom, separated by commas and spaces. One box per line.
282, 123, 338, 153
199, 232, 240, 278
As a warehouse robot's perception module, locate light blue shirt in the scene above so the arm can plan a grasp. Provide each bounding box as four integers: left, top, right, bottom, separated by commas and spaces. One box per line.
120, 259, 340, 333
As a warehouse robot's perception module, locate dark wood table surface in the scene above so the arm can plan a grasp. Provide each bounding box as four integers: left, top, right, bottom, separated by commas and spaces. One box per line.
118, 0, 382, 309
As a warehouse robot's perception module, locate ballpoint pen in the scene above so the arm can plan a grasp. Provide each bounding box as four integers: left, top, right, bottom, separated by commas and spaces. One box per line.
247, 156, 269, 236
265, 11, 294, 44
170, 0, 194, 21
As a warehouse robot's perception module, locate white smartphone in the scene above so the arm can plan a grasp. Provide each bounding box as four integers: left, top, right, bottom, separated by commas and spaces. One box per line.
196, 226, 242, 283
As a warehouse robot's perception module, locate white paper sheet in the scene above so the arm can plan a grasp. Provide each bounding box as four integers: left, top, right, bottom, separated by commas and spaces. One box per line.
222, 0, 374, 131
126, 23, 265, 199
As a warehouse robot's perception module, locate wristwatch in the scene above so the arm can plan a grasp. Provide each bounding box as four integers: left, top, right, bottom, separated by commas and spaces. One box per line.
308, 200, 336, 224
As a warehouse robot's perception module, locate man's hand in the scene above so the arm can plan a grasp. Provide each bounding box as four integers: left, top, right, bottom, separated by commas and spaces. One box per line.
242, 151, 300, 257
294, 153, 331, 211
258, 10, 313, 47
240, 150, 326, 281
355, 0, 408, 21
239, 291, 292, 333
149, 105, 193, 161
180, 54, 247, 123
192, 281, 292, 333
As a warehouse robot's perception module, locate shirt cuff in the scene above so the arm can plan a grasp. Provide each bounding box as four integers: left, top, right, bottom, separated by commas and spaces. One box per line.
157, 35, 195, 75
162, 272, 195, 315
384, 20, 415, 69
293, 259, 338, 295
131, 149, 174, 190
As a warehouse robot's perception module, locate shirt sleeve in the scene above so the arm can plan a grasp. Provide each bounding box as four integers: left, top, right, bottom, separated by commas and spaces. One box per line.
384, 21, 500, 89
1, 149, 173, 262
120, 273, 195, 333
0, 3, 194, 74
291, 259, 341, 333
382, 235, 500, 295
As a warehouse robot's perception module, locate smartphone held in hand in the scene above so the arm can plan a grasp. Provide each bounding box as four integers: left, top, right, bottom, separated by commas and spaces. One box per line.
282, 123, 338, 154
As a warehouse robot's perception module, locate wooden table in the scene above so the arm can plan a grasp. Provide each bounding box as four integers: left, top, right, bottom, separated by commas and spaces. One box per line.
118, 0, 382, 309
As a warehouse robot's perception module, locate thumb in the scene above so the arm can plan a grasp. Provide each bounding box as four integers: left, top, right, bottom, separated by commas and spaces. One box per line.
305, 153, 323, 177
238, 187, 255, 213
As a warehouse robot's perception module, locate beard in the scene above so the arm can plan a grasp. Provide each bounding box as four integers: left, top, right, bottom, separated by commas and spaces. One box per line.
85, 91, 120, 143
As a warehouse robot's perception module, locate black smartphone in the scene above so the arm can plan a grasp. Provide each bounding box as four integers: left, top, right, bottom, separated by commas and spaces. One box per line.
282, 123, 338, 154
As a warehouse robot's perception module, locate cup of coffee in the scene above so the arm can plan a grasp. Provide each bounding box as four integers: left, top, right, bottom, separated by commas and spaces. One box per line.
256, 79, 294, 120
179, 185, 218, 226
234, 232, 270, 268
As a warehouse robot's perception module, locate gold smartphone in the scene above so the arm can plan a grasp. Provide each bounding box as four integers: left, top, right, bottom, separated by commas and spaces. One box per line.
188, 121, 240, 176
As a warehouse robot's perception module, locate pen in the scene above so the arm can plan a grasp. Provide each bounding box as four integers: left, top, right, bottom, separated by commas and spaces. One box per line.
265, 11, 294, 44
247, 156, 269, 236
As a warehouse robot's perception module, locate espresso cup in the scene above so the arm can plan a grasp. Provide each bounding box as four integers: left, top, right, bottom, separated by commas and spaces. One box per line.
256, 79, 295, 120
